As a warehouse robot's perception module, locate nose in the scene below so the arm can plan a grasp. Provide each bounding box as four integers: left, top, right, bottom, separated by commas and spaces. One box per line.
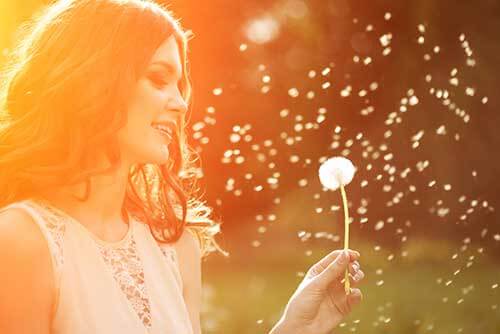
166, 90, 188, 115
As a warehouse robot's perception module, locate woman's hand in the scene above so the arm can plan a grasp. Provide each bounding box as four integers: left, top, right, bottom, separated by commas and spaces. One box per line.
270, 249, 364, 334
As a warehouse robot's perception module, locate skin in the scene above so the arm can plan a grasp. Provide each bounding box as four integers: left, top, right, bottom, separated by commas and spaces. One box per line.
36, 35, 187, 240
271, 249, 365, 334
0, 34, 364, 334
0, 35, 191, 333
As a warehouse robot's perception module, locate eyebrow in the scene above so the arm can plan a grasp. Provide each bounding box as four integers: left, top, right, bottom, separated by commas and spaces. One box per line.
149, 61, 182, 78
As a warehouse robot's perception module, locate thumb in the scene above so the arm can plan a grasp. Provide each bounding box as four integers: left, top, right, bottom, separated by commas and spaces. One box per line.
311, 250, 350, 291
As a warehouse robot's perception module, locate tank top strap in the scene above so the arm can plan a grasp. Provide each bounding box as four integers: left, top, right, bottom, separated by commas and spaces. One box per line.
142, 225, 182, 290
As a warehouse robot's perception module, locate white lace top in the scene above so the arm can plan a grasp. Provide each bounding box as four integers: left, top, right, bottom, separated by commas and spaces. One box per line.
1, 199, 193, 334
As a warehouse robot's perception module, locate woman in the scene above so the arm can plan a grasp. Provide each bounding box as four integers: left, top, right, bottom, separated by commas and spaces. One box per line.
0, 0, 365, 333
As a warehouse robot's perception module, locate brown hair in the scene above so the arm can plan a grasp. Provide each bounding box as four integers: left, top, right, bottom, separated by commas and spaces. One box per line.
0, 0, 227, 259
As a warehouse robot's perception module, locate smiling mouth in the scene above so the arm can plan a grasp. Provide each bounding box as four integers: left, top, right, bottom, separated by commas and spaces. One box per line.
151, 123, 174, 141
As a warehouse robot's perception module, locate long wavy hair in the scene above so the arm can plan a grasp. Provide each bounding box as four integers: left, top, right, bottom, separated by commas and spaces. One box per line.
0, 0, 227, 259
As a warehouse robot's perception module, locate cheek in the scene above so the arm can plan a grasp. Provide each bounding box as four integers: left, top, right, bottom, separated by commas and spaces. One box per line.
118, 86, 159, 144
126, 83, 164, 127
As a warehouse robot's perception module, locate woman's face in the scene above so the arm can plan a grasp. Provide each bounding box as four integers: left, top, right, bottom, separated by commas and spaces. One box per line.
118, 35, 187, 165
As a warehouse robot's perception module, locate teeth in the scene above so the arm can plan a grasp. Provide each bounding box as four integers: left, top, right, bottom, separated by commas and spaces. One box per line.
152, 123, 173, 138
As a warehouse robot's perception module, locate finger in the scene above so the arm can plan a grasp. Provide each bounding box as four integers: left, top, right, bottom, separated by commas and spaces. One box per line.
347, 288, 363, 307
310, 249, 360, 275
311, 250, 350, 291
353, 269, 365, 283
307, 249, 361, 281
346, 267, 365, 280
347, 249, 361, 261
324, 249, 360, 266
344, 270, 365, 287
348, 261, 360, 275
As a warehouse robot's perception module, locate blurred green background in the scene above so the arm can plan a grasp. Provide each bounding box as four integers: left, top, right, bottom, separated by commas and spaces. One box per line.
1, 0, 499, 333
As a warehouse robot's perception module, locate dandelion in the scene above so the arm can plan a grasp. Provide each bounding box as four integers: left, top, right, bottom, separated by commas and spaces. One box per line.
318, 156, 356, 294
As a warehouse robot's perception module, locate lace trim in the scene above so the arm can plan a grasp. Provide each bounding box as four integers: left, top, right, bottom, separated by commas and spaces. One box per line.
96, 235, 153, 330
24, 201, 66, 273
27, 199, 154, 330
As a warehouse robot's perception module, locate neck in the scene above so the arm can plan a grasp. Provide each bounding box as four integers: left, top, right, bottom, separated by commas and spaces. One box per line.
36, 162, 131, 232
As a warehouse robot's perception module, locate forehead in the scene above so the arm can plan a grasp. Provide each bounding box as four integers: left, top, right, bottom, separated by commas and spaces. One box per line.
148, 35, 182, 74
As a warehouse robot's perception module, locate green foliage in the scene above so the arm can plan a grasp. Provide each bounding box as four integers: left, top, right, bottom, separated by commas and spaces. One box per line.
202, 239, 500, 334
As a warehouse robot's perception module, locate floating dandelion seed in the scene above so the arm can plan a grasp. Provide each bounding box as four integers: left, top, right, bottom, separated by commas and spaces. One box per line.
288, 88, 299, 97
318, 156, 356, 294
379, 33, 392, 47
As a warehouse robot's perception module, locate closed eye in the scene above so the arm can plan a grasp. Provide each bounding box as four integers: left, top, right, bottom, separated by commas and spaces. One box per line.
148, 72, 183, 92
148, 73, 169, 88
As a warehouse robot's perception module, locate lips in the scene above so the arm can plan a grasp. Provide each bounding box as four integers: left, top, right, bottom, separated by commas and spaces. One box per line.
151, 122, 175, 141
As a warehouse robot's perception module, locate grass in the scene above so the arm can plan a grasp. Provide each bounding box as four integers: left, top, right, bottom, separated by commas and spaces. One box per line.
199, 238, 500, 334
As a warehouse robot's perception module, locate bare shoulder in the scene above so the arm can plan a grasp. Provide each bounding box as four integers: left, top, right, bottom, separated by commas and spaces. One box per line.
0, 207, 54, 333
0, 207, 51, 252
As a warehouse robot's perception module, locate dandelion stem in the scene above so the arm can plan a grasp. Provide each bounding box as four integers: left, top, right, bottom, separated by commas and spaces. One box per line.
340, 183, 350, 295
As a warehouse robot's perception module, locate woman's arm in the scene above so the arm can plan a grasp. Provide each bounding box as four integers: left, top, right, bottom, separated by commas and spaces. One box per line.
175, 229, 202, 334
0, 208, 54, 334
268, 249, 364, 334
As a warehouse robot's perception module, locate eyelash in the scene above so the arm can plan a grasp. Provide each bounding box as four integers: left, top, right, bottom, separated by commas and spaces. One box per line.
149, 74, 168, 88
148, 73, 183, 95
